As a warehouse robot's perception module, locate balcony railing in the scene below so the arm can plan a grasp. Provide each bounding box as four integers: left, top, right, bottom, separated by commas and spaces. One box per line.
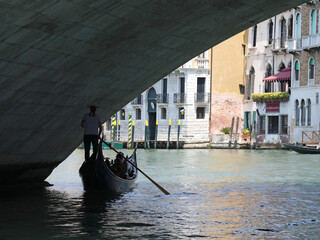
156, 93, 169, 104
302, 34, 320, 49
287, 38, 301, 51
194, 93, 210, 103
272, 37, 287, 50
173, 93, 186, 104
195, 58, 209, 68
131, 95, 143, 105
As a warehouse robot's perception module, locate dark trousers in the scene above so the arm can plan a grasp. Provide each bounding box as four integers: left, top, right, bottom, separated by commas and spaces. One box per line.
83, 135, 99, 161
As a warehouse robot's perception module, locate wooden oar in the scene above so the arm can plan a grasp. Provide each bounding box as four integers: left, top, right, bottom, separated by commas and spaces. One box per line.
100, 139, 170, 195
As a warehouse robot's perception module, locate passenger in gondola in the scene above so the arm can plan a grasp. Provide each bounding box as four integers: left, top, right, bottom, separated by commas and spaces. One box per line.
111, 153, 127, 178
81, 104, 102, 161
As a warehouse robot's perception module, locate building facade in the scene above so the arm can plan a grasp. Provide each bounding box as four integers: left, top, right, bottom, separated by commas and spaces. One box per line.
106, 52, 211, 147
246, 10, 294, 145
288, 1, 320, 144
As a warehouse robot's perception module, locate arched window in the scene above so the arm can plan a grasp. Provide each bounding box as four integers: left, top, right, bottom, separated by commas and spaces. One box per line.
295, 100, 300, 126
280, 18, 286, 48
252, 25, 257, 47
247, 67, 255, 100
310, 9, 317, 35
288, 15, 293, 39
309, 57, 315, 86
301, 99, 306, 126
294, 60, 300, 84
268, 20, 273, 44
279, 62, 286, 72
307, 99, 312, 126
296, 13, 301, 38
265, 64, 272, 93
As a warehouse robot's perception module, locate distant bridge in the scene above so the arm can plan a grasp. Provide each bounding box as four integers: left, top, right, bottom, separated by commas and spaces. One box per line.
0, 0, 307, 185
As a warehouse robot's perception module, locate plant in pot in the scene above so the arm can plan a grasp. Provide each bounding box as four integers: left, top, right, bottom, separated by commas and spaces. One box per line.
242, 128, 251, 141
220, 127, 231, 134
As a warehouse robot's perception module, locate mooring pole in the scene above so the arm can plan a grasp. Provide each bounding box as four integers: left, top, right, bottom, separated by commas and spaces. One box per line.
111, 114, 116, 148
228, 117, 235, 149
127, 113, 132, 149
234, 117, 239, 149
167, 119, 171, 149
177, 120, 181, 149
154, 119, 158, 149
132, 120, 135, 149
144, 120, 148, 149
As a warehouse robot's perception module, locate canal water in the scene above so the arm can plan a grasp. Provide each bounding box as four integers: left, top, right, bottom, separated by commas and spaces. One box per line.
1, 149, 320, 239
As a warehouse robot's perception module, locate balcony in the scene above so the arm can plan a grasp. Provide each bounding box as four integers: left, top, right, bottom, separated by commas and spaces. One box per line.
195, 57, 209, 68
287, 38, 301, 52
131, 95, 143, 106
272, 37, 287, 51
301, 34, 320, 49
194, 93, 210, 104
156, 93, 169, 104
173, 93, 186, 104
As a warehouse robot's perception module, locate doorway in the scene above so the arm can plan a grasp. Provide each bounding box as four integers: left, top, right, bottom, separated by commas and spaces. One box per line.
148, 88, 157, 140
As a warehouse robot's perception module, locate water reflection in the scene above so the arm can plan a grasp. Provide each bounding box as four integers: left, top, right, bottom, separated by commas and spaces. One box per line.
1, 149, 320, 239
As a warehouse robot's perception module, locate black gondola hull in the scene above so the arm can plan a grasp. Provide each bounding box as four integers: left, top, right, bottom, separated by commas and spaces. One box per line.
79, 145, 138, 193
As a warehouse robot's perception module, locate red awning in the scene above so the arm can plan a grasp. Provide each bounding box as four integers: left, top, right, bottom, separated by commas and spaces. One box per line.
263, 67, 291, 82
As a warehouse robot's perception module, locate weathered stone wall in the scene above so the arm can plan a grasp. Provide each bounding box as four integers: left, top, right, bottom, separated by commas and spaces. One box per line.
210, 94, 242, 135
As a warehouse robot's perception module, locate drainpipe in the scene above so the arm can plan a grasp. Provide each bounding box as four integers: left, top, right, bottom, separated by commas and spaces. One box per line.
273, 15, 277, 75
209, 48, 213, 141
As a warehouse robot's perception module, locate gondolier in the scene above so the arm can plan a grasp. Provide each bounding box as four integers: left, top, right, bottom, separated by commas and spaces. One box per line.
81, 104, 102, 161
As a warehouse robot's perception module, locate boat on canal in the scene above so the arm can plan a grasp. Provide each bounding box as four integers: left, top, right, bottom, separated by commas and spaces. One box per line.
79, 141, 138, 193
285, 143, 320, 154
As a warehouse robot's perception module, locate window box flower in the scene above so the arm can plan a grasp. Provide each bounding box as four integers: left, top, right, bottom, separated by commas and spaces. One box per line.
252, 92, 289, 103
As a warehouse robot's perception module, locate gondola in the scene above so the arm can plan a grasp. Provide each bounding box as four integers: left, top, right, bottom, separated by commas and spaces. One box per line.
285, 143, 320, 154
79, 141, 138, 193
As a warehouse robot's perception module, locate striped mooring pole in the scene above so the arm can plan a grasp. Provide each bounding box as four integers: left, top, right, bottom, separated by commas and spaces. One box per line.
154, 119, 158, 149
117, 120, 121, 141
111, 114, 116, 148
132, 120, 135, 149
167, 118, 171, 149
127, 113, 132, 149
177, 120, 181, 149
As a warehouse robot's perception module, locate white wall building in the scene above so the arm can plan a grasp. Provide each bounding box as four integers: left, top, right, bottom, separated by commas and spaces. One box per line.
245, 10, 294, 145
105, 52, 211, 147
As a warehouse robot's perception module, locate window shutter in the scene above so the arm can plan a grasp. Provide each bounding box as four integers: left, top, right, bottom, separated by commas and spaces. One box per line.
244, 112, 248, 129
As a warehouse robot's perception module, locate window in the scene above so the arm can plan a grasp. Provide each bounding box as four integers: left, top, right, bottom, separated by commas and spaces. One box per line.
288, 16, 293, 39
161, 108, 167, 119
311, 9, 317, 35
196, 107, 205, 119
280, 18, 286, 48
309, 58, 315, 85
244, 111, 251, 130
296, 13, 301, 40
295, 100, 300, 126
280, 115, 288, 134
252, 25, 257, 47
162, 78, 168, 103
120, 109, 125, 120
265, 64, 272, 93
268, 116, 279, 134
196, 77, 205, 102
258, 115, 266, 134
294, 60, 300, 83
136, 108, 141, 120
246, 67, 255, 100
307, 99, 311, 126
179, 107, 185, 119
301, 99, 306, 126
268, 20, 273, 44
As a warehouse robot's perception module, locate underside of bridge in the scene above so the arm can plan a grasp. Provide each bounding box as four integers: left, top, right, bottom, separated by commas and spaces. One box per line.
0, 0, 307, 185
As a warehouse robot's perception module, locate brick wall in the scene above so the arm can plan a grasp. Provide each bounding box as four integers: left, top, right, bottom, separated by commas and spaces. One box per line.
210, 93, 242, 135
